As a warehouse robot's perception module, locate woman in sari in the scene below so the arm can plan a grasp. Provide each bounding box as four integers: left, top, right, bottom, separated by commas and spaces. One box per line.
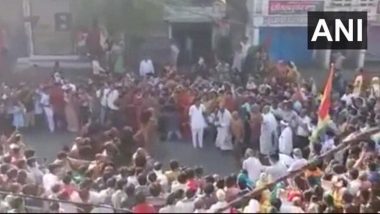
132, 89, 144, 132
176, 87, 194, 139
63, 87, 79, 133
353, 68, 365, 97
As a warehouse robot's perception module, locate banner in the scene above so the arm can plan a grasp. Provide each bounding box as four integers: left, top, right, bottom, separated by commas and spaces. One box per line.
268, 0, 324, 15
263, 15, 307, 25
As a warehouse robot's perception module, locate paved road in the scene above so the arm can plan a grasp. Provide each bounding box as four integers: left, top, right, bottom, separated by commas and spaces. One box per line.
21, 129, 238, 176
11, 61, 380, 177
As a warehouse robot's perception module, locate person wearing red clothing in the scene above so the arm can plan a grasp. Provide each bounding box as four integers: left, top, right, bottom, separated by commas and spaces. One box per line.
175, 88, 194, 139
49, 83, 66, 130
132, 191, 156, 213
186, 169, 199, 191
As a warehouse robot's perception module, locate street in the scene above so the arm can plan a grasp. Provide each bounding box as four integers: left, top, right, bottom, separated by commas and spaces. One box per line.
21, 128, 238, 176
10, 61, 379, 176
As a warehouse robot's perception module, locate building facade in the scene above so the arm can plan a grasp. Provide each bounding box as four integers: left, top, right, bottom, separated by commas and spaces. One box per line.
0, 0, 27, 57
246, 0, 380, 68
164, 0, 226, 65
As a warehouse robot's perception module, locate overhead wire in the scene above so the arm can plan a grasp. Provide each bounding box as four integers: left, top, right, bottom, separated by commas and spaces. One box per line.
215, 126, 380, 212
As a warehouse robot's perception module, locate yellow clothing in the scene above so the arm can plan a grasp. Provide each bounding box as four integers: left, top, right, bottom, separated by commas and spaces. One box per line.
165, 170, 180, 184
332, 188, 343, 209
353, 75, 363, 96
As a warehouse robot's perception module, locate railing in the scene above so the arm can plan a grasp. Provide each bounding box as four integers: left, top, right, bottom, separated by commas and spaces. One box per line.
217, 126, 380, 213
0, 190, 132, 213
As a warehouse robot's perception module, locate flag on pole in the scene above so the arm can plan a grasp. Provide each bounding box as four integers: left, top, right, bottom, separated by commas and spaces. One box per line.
310, 63, 335, 143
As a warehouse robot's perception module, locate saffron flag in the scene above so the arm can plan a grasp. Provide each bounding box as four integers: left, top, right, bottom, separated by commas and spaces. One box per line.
310, 64, 335, 143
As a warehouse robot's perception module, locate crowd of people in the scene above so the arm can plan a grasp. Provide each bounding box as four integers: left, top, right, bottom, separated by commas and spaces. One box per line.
0, 45, 379, 213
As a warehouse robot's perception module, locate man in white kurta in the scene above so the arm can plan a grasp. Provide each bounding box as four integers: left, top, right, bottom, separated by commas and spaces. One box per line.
215, 107, 233, 151
139, 58, 155, 77
40, 89, 55, 133
260, 106, 278, 156
279, 121, 293, 156
189, 99, 207, 149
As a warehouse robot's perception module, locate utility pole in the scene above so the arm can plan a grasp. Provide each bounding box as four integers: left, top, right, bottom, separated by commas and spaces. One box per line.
22, 0, 34, 57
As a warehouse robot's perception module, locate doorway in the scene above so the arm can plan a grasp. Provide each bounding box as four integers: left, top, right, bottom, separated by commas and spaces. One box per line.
171, 22, 212, 66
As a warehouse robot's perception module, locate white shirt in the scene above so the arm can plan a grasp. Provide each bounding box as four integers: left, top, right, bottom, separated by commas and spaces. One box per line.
127, 175, 138, 186
348, 179, 361, 195
189, 104, 207, 130
171, 182, 187, 193
288, 157, 308, 172
40, 92, 51, 108
266, 161, 288, 181
243, 199, 260, 213
296, 116, 311, 137
98, 187, 114, 204
341, 93, 353, 106
279, 126, 293, 155
96, 88, 110, 107
159, 205, 177, 213
91, 206, 114, 213
321, 138, 335, 154
71, 190, 101, 204
107, 89, 119, 110
139, 59, 155, 76
92, 60, 105, 75
280, 205, 305, 213
242, 157, 264, 182
155, 170, 169, 193
59, 202, 78, 213
43, 173, 60, 193
111, 189, 126, 209
176, 199, 195, 213
279, 153, 294, 168
29, 166, 44, 185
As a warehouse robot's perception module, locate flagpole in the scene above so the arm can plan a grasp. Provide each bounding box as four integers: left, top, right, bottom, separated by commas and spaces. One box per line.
310, 63, 335, 144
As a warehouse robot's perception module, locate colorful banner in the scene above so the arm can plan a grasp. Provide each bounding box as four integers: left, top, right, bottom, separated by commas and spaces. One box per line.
268, 0, 324, 15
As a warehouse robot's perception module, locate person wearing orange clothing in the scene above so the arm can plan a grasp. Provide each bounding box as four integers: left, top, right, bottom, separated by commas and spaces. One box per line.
176, 87, 195, 139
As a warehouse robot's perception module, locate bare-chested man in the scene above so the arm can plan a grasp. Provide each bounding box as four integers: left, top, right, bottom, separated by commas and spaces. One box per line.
249, 104, 262, 152
230, 111, 245, 166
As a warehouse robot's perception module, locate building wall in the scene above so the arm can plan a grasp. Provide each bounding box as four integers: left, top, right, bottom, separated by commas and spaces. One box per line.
31, 0, 73, 55
0, 0, 27, 57
259, 27, 313, 65
249, 0, 321, 65
249, 0, 378, 67
367, 26, 380, 61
